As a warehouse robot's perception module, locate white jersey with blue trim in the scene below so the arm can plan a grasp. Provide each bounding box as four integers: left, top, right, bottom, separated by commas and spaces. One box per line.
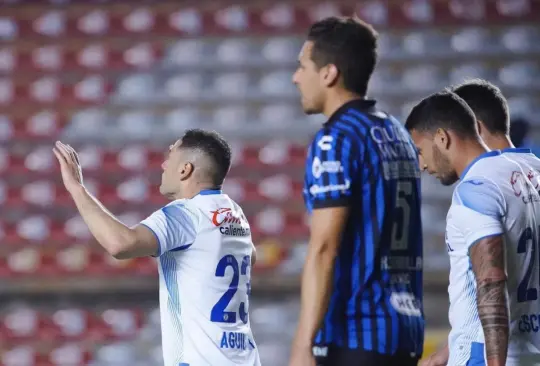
445, 149, 540, 366
140, 189, 260, 366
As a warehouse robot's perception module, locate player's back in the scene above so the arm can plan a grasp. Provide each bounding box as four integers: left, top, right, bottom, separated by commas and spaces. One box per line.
142, 190, 260, 366
303, 100, 424, 356
460, 150, 540, 364
500, 148, 540, 363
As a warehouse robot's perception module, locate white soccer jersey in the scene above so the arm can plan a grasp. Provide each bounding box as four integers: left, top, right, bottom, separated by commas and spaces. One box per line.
445, 149, 540, 366
140, 189, 261, 366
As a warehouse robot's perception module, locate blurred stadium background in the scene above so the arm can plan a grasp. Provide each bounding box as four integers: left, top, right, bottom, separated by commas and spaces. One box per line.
0, 0, 539, 365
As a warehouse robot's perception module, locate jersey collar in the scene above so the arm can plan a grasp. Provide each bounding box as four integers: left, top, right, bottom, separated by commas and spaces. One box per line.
198, 189, 222, 195
461, 150, 501, 179
324, 98, 377, 126
502, 147, 532, 154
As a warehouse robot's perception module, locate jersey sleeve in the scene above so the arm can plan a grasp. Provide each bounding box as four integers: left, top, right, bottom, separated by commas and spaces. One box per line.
139, 201, 199, 256
305, 130, 361, 209
452, 178, 506, 249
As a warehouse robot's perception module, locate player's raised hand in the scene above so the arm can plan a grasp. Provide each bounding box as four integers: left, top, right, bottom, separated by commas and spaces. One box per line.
53, 141, 84, 194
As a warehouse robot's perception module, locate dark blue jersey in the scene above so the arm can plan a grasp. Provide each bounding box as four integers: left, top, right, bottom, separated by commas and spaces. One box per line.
303, 99, 424, 356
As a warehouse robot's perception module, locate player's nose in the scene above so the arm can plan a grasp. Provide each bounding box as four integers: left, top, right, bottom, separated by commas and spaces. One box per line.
161, 160, 167, 170
291, 70, 299, 85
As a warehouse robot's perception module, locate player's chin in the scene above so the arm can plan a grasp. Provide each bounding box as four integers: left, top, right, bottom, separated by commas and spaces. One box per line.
439, 174, 459, 186
302, 103, 320, 115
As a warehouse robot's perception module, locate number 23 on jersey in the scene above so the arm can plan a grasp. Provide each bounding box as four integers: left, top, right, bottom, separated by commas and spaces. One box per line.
211, 255, 251, 324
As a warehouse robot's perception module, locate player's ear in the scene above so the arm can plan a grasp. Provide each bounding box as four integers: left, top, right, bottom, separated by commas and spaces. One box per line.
476, 120, 485, 136
434, 128, 450, 150
322, 63, 339, 87
179, 162, 194, 181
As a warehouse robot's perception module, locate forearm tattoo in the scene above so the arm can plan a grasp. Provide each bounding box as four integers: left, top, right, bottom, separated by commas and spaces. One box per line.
470, 236, 509, 362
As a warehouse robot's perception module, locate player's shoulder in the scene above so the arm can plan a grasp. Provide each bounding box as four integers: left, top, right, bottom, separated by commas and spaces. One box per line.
309, 125, 358, 155
222, 196, 246, 215
329, 107, 409, 144
463, 150, 540, 192
164, 198, 188, 207
453, 176, 502, 202
329, 105, 393, 132
502, 148, 540, 168
462, 151, 510, 180
162, 198, 201, 221
453, 155, 507, 217
450, 177, 506, 221
150, 199, 201, 235
165, 198, 195, 210
453, 152, 502, 194
190, 193, 246, 217
311, 109, 390, 145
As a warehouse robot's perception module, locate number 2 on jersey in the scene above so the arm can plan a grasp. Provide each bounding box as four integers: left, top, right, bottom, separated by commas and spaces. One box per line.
392, 181, 413, 250
211, 255, 251, 324
517, 226, 540, 303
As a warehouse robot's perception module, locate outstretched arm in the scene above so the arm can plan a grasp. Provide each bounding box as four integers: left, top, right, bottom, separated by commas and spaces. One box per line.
469, 235, 509, 366
54, 141, 159, 259
69, 185, 159, 259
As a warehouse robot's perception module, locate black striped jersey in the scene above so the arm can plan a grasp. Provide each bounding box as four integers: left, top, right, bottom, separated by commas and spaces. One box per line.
303, 99, 424, 356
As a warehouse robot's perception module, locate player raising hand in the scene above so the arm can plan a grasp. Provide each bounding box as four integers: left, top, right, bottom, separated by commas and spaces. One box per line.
54, 130, 260, 366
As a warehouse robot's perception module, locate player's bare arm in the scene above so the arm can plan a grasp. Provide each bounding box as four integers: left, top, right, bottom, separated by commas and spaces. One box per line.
469, 234, 509, 366
290, 206, 348, 363
53, 141, 159, 259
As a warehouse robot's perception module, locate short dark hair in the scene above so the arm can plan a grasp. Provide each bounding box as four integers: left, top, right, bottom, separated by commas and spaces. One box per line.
307, 16, 378, 96
405, 91, 479, 138
451, 79, 509, 135
180, 129, 231, 186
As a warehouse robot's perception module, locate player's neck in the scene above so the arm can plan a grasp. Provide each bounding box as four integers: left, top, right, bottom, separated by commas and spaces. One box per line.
455, 141, 491, 179
172, 183, 218, 200
483, 134, 514, 151
323, 91, 363, 118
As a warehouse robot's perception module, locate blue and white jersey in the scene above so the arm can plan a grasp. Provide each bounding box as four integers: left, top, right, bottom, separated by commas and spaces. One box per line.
140, 189, 260, 366
446, 149, 540, 366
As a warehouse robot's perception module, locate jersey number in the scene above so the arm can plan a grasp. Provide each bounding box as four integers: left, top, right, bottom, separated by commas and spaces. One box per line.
392, 181, 413, 250
517, 226, 540, 303
210, 255, 251, 324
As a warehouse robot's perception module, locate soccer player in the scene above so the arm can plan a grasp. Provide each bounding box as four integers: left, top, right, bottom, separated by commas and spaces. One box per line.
452, 78, 540, 160
53, 130, 260, 366
452, 79, 515, 152
406, 91, 540, 366
289, 17, 424, 366
421, 79, 518, 366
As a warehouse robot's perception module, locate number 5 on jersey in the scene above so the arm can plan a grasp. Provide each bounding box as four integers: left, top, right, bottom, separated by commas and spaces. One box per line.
392, 181, 413, 251
211, 255, 251, 324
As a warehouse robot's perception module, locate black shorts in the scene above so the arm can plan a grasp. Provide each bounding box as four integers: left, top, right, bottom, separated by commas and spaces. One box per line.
313, 345, 420, 366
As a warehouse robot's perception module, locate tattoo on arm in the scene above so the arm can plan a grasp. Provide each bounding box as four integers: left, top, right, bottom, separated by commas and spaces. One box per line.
469, 235, 509, 363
